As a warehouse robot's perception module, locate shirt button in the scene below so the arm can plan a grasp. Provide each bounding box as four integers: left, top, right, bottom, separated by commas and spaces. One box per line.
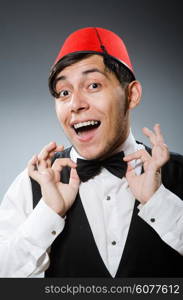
112, 241, 116, 246
52, 230, 56, 235
106, 195, 111, 200
150, 218, 155, 223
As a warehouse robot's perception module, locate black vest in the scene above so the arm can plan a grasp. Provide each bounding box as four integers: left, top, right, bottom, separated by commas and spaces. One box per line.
30, 146, 183, 277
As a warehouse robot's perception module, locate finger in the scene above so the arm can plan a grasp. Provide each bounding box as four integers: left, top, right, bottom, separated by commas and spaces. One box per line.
123, 149, 151, 162
47, 145, 65, 160
40, 144, 65, 170
125, 163, 136, 180
69, 168, 80, 189
52, 158, 77, 182
142, 127, 157, 146
51, 162, 62, 183
46, 158, 52, 169
38, 142, 58, 161
27, 155, 41, 182
153, 123, 164, 144
27, 154, 37, 171
143, 124, 166, 147
52, 158, 77, 171
36, 157, 49, 172
55, 145, 65, 152
53, 168, 61, 183
38, 142, 63, 171
44, 145, 65, 169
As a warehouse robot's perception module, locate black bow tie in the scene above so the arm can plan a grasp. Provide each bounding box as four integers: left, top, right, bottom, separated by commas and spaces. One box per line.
76, 151, 127, 182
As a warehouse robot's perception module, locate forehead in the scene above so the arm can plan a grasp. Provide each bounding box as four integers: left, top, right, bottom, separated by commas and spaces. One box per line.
56, 55, 106, 79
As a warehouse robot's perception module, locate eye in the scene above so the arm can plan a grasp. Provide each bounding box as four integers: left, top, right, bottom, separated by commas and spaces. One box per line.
59, 90, 71, 98
88, 82, 101, 90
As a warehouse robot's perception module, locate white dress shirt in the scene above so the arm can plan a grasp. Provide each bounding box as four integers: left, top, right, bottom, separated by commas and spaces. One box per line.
0, 131, 183, 278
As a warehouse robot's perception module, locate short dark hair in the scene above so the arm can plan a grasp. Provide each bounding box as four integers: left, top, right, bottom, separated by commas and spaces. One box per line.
48, 52, 135, 98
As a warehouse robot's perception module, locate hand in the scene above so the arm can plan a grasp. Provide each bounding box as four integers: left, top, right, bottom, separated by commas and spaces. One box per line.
123, 124, 170, 204
28, 142, 80, 216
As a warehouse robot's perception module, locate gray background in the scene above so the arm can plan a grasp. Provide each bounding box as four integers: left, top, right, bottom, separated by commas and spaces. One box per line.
0, 0, 182, 201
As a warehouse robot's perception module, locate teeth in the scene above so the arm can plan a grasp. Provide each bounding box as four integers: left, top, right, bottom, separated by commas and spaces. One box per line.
73, 120, 99, 129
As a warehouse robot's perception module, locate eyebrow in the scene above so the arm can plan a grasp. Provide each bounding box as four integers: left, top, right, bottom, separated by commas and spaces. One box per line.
82, 68, 107, 77
55, 68, 108, 84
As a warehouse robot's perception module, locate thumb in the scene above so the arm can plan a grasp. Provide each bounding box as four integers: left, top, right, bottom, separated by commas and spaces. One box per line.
125, 163, 136, 181
28, 155, 40, 183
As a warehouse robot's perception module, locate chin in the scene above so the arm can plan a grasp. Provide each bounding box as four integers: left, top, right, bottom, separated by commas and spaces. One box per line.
79, 146, 110, 160
79, 150, 101, 160
73, 144, 101, 160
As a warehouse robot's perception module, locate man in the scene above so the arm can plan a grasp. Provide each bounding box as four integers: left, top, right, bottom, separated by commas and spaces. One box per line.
0, 27, 183, 277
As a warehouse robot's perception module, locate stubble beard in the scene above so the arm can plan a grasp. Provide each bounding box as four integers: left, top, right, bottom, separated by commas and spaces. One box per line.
95, 107, 130, 160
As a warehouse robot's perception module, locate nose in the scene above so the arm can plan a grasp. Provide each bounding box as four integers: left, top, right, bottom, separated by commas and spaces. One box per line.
70, 90, 89, 113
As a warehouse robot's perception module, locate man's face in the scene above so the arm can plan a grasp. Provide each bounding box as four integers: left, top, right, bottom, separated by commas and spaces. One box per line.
54, 55, 130, 159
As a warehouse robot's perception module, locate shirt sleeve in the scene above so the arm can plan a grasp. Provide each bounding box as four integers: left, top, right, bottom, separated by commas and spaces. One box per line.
138, 184, 183, 255
0, 169, 65, 277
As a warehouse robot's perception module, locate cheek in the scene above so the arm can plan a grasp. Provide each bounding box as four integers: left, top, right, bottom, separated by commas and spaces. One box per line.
106, 97, 125, 121
104, 87, 125, 114
107, 99, 127, 133
55, 107, 69, 134
55, 102, 66, 123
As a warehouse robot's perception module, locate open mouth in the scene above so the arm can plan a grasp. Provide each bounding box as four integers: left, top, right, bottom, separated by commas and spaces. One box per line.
72, 120, 101, 136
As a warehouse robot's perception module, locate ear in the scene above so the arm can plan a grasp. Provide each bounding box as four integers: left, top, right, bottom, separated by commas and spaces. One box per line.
127, 80, 142, 109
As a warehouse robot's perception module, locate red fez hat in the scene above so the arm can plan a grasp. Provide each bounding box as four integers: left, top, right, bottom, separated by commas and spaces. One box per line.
49, 27, 135, 96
